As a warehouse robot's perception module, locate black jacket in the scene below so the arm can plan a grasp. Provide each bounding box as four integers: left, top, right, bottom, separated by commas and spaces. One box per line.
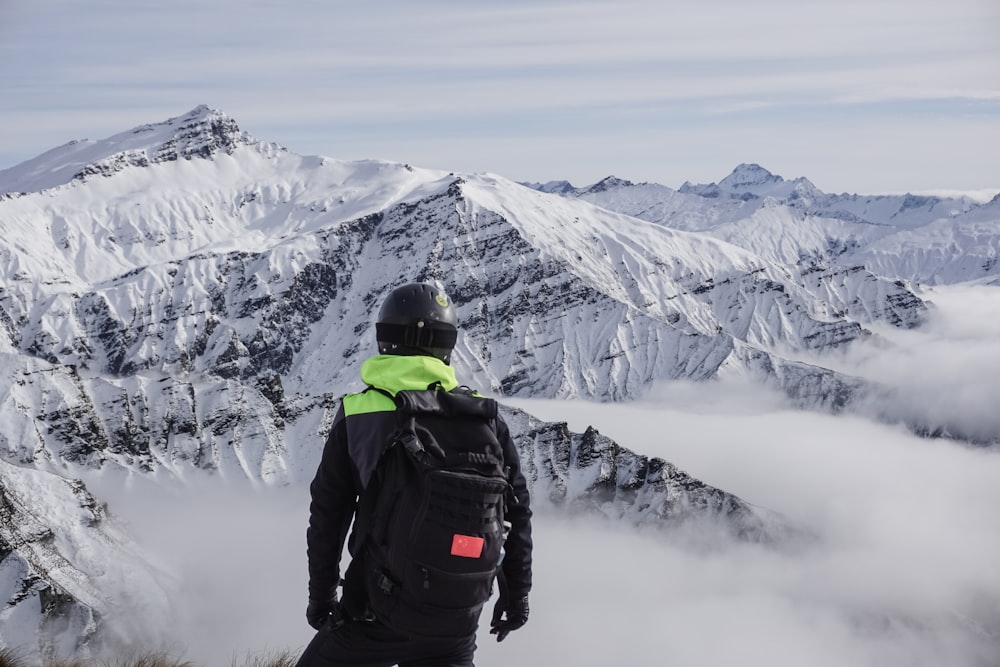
306, 354, 533, 613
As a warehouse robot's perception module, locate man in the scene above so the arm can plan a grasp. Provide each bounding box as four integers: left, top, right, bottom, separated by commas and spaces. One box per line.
296, 282, 533, 667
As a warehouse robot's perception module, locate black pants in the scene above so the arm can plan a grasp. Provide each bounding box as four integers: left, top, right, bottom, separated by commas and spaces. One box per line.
295, 617, 477, 667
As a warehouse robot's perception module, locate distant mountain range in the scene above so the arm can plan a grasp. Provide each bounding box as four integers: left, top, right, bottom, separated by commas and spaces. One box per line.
525, 164, 998, 286
1, 105, 996, 658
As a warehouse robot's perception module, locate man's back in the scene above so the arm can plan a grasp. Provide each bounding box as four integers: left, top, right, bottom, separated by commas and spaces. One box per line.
296, 283, 532, 667
346, 385, 511, 638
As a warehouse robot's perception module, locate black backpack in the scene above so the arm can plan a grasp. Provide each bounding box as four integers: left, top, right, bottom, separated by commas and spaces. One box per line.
347, 386, 512, 638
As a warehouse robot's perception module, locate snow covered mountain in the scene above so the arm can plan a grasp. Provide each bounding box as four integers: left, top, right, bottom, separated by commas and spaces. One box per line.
0, 111, 926, 406
545, 164, 998, 286
0, 106, 988, 657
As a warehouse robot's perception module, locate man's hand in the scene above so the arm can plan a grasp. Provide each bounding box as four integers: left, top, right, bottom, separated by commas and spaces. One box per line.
306, 591, 341, 630
490, 593, 529, 642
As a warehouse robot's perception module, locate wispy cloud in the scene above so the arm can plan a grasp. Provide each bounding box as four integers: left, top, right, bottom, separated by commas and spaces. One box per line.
1, 0, 997, 192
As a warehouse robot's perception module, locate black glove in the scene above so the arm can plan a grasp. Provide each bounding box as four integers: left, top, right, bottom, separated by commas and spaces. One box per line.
490, 593, 529, 642
306, 591, 341, 630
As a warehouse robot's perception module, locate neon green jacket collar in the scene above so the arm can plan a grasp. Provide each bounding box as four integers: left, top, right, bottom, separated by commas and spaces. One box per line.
360, 355, 459, 395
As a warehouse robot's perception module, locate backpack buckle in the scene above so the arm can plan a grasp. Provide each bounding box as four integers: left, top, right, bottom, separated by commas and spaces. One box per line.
377, 570, 397, 596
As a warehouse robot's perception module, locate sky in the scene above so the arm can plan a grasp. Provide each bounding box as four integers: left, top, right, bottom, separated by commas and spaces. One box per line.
1, 0, 998, 196
82, 284, 1000, 666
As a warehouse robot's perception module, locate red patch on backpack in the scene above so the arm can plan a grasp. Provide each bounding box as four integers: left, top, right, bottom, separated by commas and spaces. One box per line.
450, 534, 485, 558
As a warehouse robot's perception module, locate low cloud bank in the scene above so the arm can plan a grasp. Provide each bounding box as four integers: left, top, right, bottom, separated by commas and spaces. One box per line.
504, 282, 1000, 666
500, 394, 1000, 666
834, 283, 1000, 444
87, 284, 1000, 666
82, 474, 315, 665
100, 391, 1000, 667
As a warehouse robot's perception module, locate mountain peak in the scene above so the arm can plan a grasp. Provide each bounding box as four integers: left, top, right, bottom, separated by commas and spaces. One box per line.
678, 164, 812, 202
520, 179, 578, 195
0, 105, 257, 194
584, 175, 636, 193
719, 163, 784, 190
91, 104, 252, 167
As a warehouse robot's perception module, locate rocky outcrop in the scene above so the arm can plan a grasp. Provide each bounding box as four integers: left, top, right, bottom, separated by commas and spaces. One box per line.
0, 459, 172, 661
71, 105, 251, 183
500, 405, 785, 541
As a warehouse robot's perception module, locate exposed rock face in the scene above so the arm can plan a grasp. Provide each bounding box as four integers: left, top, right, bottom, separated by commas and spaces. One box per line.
70, 106, 249, 182
500, 405, 783, 541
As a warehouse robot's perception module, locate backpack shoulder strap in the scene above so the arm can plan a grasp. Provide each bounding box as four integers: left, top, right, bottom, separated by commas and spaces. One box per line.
348, 386, 401, 558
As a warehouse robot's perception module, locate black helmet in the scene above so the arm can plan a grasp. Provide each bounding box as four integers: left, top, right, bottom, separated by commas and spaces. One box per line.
376, 283, 458, 363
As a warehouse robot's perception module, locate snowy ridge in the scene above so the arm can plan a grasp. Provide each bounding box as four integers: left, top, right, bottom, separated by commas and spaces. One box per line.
500, 405, 784, 540
559, 163, 998, 286
0, 106, 256, 195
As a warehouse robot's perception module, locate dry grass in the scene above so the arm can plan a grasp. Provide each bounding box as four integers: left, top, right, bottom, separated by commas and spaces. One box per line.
229, 649, 298, 667
44, 652, 193, 667
0, 647, 27, 667
94, 652, 194, 667
0, 648, 297, 667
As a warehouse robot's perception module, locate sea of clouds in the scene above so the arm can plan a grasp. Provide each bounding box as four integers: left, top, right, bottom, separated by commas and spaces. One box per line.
86, 284, 1000, 666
